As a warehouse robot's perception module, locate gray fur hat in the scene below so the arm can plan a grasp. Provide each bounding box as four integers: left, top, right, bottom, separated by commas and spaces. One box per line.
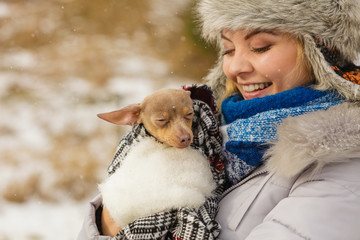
196, 0, 360, 101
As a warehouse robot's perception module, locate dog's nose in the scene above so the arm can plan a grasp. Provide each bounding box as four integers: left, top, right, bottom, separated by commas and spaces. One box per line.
179, 133, 191, 147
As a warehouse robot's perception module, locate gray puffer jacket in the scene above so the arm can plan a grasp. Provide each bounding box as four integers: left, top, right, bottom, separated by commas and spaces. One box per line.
216, 102, 360, 239
78, 102, 360, 239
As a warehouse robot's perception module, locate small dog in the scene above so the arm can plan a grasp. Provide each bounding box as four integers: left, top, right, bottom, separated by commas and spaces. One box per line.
98, 88, 195, 149
98, 88, 216, 228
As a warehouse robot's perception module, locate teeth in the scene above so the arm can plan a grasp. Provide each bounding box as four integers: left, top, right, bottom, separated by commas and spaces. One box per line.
243, 83, 271, 92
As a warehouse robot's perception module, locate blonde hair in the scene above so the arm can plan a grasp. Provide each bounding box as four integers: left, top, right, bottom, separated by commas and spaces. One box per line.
216, 79, 237, 110
292, 36, 314, 87
217, 35, 314, 110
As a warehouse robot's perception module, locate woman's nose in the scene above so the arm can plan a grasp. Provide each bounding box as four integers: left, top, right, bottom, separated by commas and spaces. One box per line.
227, 52, 254, 79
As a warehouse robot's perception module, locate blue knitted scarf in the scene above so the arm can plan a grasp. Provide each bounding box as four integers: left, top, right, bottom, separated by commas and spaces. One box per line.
221, 86, 344, 185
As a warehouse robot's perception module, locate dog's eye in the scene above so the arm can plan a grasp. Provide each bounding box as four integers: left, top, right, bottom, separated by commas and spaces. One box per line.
185, 112, 194, 120
155, 119, 169, 126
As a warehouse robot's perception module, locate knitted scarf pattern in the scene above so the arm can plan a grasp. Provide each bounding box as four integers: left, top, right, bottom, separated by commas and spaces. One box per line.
221, 86, 344, 185
107, 85, 225, 240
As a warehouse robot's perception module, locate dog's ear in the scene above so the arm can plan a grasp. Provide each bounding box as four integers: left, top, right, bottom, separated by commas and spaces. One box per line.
97, 103, 141, 126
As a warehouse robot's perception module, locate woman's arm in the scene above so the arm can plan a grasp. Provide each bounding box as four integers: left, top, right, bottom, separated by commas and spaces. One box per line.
77, 195, 119, 240
101, 207, 122, 237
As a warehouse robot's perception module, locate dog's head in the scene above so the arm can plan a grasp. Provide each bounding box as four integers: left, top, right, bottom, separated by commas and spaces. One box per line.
98, 88, 194, 148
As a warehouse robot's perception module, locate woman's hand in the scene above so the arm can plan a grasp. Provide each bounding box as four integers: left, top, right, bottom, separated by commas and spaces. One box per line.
101, 207, 122, 237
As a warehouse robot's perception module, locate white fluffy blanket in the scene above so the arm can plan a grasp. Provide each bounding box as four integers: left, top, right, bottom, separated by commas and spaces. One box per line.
99, 137, 216, 227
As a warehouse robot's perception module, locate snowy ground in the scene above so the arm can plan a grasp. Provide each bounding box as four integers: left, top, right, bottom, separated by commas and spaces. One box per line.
0, 1, 211, 239
0, 199, 87, 240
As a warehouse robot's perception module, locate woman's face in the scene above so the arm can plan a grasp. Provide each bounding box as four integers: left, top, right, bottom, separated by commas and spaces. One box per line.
221, 29, 311, 100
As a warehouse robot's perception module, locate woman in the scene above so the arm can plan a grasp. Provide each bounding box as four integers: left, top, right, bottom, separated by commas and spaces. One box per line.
198, 0, 360, 239
79, 0, 360, 239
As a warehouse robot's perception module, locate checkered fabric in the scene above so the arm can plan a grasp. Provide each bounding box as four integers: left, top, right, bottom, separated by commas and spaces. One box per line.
106, 85, 225, 240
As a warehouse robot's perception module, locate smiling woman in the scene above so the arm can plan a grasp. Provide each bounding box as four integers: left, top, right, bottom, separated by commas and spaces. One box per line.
196, 0, 360, 239
221, 29, 312, 100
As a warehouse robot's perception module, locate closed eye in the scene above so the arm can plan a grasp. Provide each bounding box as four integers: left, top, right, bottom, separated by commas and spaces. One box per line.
223, 49, 234, 56
155, 119, 169, 126
185, 112, 194, 120
251, 45, 271, 53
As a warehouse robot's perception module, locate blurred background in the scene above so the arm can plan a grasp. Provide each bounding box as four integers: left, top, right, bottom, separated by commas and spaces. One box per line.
0, 0, 216, 239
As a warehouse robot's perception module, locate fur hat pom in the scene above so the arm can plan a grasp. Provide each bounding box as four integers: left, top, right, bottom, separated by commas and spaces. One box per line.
196, 0, 360, 101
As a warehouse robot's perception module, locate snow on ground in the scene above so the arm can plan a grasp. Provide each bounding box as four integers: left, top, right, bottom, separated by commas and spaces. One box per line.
0, 199, 87, 240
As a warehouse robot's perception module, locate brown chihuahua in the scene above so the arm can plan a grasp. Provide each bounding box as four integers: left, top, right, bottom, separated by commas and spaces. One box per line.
97, 88, 194, 149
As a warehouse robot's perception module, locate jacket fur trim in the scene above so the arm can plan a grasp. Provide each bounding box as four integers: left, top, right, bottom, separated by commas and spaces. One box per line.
196, 0, 360, 101
265, 102, 360, 178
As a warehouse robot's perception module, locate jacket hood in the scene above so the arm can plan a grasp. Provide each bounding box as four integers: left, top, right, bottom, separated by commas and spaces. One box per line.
265, 102, 360, 179
196, 0, 360, 101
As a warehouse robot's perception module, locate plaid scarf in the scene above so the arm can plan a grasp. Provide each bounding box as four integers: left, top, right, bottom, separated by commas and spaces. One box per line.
221, 86, 344, 186
107, 85, 225, 240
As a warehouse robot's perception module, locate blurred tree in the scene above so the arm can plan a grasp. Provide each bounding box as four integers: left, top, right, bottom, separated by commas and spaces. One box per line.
0, 0, 216, 82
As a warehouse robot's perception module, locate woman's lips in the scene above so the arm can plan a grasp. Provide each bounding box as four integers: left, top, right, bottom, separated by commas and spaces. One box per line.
242, 82, 271, 92
242, 82, 272, 99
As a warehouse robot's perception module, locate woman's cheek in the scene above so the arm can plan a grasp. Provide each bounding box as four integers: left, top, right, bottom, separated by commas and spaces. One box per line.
222, 58, 232, 79
257, 54, 280, 78
259, 52, 296, 80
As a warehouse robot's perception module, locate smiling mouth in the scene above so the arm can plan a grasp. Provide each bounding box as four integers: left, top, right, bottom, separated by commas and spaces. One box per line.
243, 82, 272, 92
